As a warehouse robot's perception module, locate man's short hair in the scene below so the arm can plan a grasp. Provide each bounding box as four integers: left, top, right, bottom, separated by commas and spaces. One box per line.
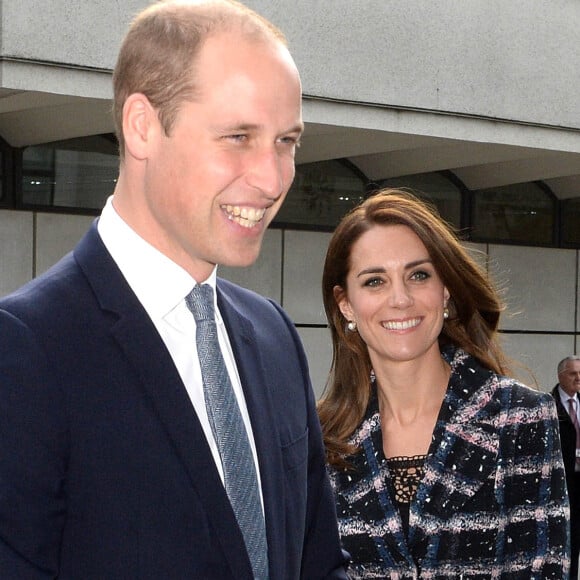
557, 355, 580, 376
112, 0, 287, 157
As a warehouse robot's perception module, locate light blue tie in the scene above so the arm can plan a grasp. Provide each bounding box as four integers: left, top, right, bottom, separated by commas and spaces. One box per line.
186, 284, 269, 579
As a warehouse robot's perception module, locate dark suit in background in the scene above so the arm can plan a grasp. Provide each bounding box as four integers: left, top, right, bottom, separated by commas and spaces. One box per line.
552, 384, 580, 579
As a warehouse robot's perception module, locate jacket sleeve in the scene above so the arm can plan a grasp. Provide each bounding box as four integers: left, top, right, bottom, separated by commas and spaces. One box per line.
0, 309, 67, 578
502, 388, 570, 578
268, 301, 350, 579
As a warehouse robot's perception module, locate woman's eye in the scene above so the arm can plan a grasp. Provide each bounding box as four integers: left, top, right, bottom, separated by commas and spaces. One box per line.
410, 270, 430, 281
363, 277, 383, 288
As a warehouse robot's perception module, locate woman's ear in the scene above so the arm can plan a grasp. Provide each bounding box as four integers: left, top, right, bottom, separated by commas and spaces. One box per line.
334, 285, 354, 321
122, 93, 160, 161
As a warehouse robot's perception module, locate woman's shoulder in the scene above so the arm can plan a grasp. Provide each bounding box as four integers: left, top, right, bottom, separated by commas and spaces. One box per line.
447, 347, 554, 411
492, 373, 555, 415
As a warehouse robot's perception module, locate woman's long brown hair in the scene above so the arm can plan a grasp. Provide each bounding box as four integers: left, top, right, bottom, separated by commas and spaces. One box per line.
318, 189, 509, 468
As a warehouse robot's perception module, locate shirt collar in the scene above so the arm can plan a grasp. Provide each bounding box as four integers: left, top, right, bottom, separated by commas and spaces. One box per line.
557, 385, 578, 404
97, 196, 218, 321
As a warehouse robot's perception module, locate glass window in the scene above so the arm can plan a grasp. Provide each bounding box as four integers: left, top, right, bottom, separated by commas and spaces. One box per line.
0, 150, 3, 201
21, 134, 119, 211
471, 183, 555, 245
273, 159, 367, 228
561, 197, 580, 247
378, 172, 462, 229
21, 147, 55, 205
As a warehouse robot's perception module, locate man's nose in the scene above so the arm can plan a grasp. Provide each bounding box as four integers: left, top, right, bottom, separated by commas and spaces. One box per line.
245, 147, 284, 201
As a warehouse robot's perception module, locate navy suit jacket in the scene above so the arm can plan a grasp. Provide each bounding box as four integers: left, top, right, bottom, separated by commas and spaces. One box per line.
551, 385, 579, 492
0, 224, 348, 579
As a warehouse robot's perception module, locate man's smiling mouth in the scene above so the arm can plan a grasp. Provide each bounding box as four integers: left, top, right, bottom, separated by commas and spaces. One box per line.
223, 205, 266, 228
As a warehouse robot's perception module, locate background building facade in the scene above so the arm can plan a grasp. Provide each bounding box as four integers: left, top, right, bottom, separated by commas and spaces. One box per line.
0, 0, 579, 394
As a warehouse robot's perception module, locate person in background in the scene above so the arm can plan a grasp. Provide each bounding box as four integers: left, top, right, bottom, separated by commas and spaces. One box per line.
0, 1, 348, 577
551, 355, 580, 579
318, 189, 570, 578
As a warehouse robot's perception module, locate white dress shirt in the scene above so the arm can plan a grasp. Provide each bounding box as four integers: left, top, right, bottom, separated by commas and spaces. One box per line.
558, 386, 580, 424
97, 196, 263, 497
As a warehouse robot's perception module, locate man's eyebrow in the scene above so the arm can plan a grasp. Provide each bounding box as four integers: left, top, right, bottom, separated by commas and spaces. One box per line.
215, 123, 304, 135
288, 123, 305, 135
216, 123, 260, 133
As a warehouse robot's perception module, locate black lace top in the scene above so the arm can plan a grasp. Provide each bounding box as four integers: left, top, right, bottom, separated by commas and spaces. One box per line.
386, 454, 426, 534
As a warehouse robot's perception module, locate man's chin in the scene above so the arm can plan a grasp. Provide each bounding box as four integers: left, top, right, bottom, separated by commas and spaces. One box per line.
221, 248, 263, 270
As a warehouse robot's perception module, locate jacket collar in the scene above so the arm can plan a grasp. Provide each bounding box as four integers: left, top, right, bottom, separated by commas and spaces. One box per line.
413, 349, 500, 532
216, 281, 287, 575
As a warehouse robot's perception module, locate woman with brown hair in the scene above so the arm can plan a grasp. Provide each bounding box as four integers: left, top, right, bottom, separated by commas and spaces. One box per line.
318, 189, 570, 578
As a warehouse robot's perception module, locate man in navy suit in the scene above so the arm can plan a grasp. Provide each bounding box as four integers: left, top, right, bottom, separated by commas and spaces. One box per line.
0, 1, 348, 578
552, 355, 580, 580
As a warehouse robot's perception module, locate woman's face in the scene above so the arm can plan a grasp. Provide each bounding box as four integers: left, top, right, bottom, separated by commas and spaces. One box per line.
335, 224, 449, 367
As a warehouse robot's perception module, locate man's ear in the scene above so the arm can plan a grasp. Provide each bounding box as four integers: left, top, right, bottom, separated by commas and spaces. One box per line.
122, 93, 160, 161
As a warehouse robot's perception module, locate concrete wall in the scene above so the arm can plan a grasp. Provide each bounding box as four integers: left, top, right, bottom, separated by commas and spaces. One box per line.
2, 0, 579, 130
249, 0, 580, 131
1, 209, 577, 397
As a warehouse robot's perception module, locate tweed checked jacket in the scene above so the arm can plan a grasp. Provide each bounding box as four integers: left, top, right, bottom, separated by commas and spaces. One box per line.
329, 348, 570, 579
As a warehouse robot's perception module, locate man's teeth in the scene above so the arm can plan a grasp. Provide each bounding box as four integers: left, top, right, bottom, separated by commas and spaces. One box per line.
224, 205, 266, 228
383, 318, 421, 330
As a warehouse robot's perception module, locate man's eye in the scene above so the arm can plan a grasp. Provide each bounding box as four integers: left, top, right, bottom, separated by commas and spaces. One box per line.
279, 136, 301, 147
226, 134, 248, 142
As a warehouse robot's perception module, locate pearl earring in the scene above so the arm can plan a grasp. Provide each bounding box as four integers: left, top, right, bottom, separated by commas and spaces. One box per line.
347, 321, 357, 332
443, 307, 449, 320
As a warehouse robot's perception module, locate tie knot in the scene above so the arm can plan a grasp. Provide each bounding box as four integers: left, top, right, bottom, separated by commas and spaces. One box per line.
185, 284, 215, 322
569, 397, 577, 411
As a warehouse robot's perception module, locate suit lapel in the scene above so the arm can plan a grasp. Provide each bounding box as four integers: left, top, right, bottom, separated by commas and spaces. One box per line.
553, 388, 573, 424
351, 392, 414, 565
410, 350, 500, 544
74, 225, 253, 577
217, 283, 286, 578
